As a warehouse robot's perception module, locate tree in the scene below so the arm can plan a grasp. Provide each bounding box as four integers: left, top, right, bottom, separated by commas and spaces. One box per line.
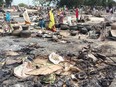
33, 0, 48, 6
59, 0, 116, 8
59, 0, 87, 8
59, 0, 78, 8
0, 0, 4, 7
83, 0, 115, 6
32, 0, 57, 6
18, 3, 28, 7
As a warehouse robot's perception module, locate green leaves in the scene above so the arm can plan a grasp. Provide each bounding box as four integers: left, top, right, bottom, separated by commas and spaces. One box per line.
59, 0, 115, 7
0, 0, 4, 7
18, 3, 28, 7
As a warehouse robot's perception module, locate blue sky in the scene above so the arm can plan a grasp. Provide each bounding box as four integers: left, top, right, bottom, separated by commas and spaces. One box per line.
12, 0, 33, 5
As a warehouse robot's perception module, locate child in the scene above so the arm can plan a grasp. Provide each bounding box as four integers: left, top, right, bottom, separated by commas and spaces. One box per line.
39, 17, 45, 29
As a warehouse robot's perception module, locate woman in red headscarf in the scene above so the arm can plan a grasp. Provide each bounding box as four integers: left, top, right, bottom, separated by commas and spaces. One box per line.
75, 8, 79, 22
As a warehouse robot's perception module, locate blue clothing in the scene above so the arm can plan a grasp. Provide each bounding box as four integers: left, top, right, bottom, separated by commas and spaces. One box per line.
39, 19, 45, 29
6, 12, 11, 22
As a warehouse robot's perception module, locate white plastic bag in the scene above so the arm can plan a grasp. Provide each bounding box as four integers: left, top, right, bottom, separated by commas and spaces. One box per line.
49, 52, 64, 64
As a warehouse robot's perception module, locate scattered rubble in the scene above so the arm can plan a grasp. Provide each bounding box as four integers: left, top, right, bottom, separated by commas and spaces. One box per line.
0, 7, 115, 87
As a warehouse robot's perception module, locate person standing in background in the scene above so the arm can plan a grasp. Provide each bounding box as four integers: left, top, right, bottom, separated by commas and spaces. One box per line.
106, 6, 109, 13
59, 12, 64, 24
110, 8, 113, 14
39, 15, 45, 29
13, 6, 16, 12
75, 7, 79, 23
2, 11, 12, 33
23, 8, 31, 25
6, 11, 11, 22
48, 8, 56, 32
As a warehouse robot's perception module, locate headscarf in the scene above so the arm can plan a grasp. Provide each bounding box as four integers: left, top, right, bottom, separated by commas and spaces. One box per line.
76, 8, 79, 18
23, 8, 31, 24
48, 9, 55, 29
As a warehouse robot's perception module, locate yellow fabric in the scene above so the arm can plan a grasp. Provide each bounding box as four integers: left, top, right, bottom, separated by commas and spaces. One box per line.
48, 10, 55, 29
25, 21, 31, 25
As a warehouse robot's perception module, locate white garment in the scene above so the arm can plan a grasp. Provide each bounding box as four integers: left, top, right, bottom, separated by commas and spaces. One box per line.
23, 10, 31, 23
67, 16, 72, 26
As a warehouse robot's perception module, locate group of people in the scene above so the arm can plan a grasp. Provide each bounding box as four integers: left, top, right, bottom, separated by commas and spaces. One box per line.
1, 6, 79, 33
38, 7, 79, 32
1, 5, 116, 34
106, 6, 115, 14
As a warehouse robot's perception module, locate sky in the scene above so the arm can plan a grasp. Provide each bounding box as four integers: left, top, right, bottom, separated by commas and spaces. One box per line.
12, 0, 56, 6
12, 0, 33, 5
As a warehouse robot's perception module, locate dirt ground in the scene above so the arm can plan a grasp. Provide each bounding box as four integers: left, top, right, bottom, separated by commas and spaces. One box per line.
0, 9, 115, 87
